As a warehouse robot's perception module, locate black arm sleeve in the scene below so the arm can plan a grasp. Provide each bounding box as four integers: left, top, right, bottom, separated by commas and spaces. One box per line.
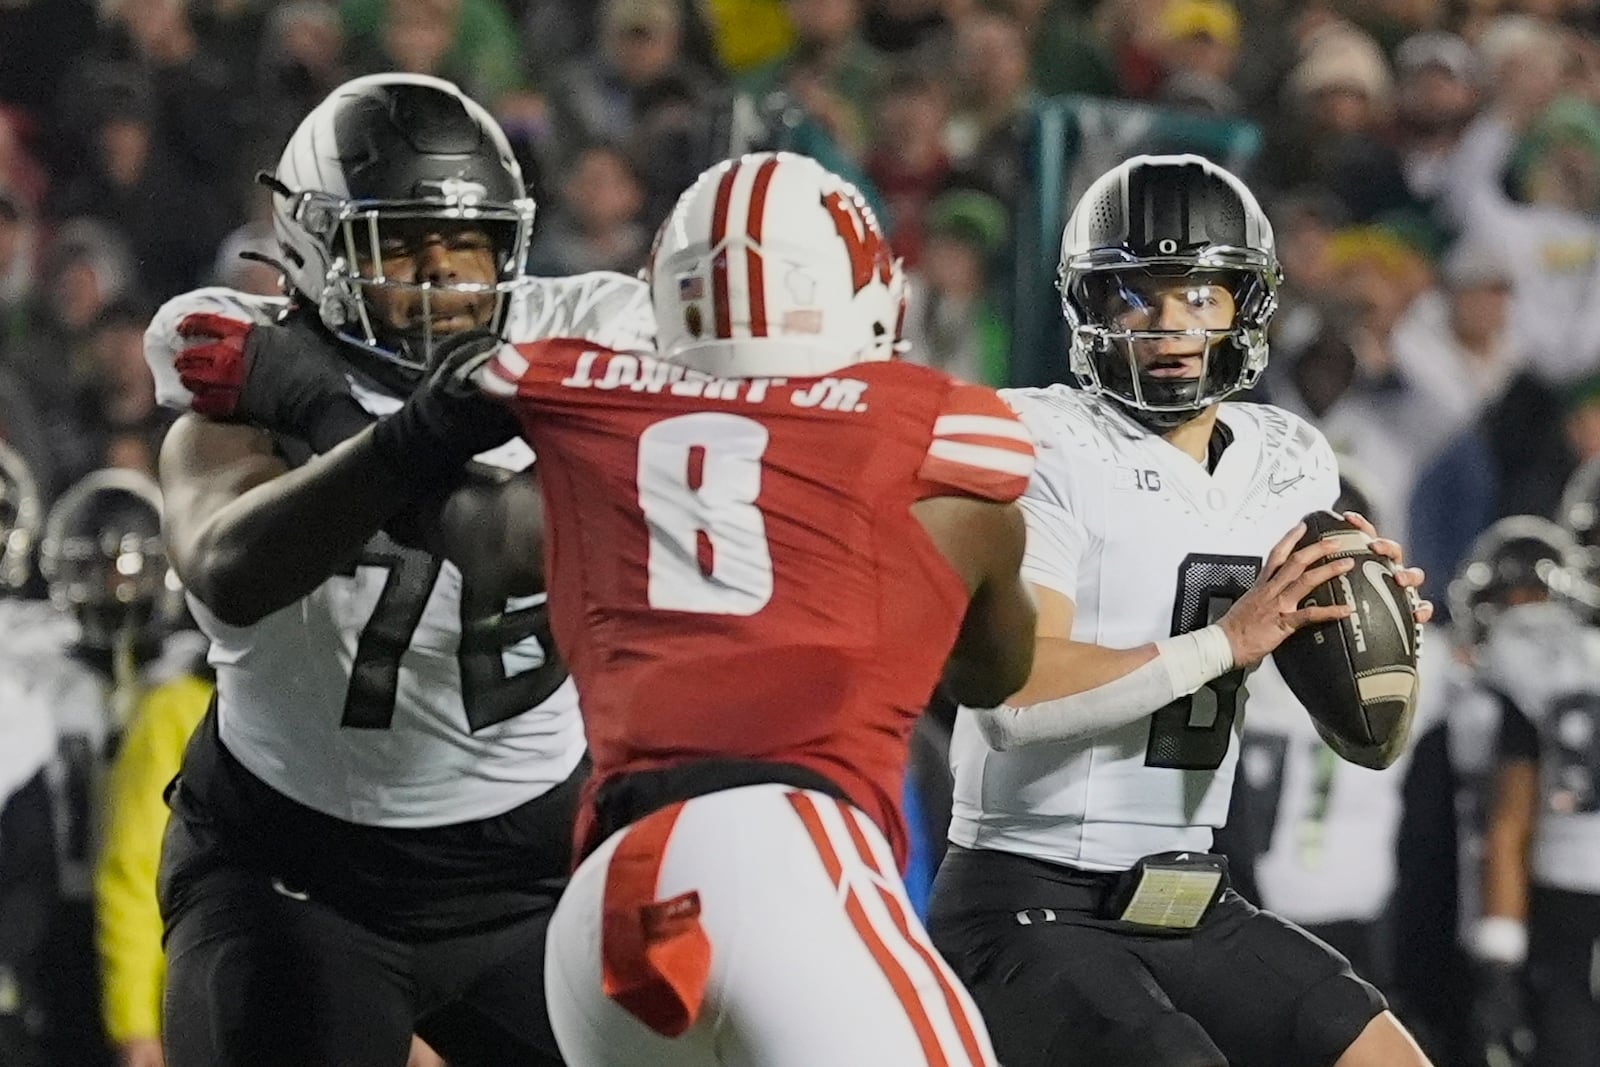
1492, 689, 1540, 763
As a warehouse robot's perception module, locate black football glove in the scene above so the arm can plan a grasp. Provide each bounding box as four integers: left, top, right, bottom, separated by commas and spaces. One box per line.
370, 330, 522, 487
175, 312, 371, 452
1470, 962, 1535, 1067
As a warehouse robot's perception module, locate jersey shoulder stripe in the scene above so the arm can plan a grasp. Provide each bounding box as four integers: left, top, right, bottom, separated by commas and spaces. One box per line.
481, 341, 530, 397
919, 382, 1035, 502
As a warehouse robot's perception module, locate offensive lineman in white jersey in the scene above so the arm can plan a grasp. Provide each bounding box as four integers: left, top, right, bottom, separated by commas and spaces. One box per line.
0, 439, 64, 1067
24, 470, 197, 1067
927, 155, 1435, 1067
1473, 492, 1600, 1067
150, 75, 650, 1067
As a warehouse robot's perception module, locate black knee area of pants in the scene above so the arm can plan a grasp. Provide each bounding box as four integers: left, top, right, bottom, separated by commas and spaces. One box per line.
1056, 1011, 1226, 1067
1291, 970, 1387, 1067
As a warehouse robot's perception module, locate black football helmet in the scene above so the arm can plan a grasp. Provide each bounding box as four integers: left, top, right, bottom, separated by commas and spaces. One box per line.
0, 439, 41, 594
269, 73, 536, 380
1447, 516, 1585, 648
1057, 154, 1281, 430
40, 470, 177, 653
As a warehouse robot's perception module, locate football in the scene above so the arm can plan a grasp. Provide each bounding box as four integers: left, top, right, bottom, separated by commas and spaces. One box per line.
1271, 511, 1422, 770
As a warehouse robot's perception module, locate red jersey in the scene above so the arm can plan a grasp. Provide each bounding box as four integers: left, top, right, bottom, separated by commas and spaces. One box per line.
479, 340, 1035, 865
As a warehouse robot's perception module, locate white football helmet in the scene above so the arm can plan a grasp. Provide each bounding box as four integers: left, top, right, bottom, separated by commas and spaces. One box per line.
650, 151, 906, 378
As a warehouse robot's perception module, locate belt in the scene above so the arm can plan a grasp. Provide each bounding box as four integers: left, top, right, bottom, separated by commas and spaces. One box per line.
592, 759, 849, 844
939, 845, 1230, 931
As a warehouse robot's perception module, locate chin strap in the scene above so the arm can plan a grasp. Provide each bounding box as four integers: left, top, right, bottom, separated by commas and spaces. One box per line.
1107, 394, 1196, 432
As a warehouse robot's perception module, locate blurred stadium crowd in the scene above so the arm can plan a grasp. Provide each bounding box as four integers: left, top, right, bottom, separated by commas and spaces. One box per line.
5, 0, 1600, 1064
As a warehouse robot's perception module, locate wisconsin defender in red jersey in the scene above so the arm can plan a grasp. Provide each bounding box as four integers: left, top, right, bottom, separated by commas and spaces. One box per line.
469, 153, 1037, 1066
482, 341, 1031, 866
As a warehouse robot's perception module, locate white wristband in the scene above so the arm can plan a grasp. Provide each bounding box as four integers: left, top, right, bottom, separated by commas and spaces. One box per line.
967, 626, 1237, 751
1155, 625, 1236, 697
1470, 916, 1529, 965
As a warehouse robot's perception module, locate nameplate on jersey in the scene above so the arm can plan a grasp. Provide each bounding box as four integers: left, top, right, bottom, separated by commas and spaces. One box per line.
1105, 852, 1227, 930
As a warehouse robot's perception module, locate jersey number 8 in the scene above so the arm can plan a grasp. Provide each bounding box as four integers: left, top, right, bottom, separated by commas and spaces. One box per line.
638, 412, 775, 616
1146, 554, 1261, 771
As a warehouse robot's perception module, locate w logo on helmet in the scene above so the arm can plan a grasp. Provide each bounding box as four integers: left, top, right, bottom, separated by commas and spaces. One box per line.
821, 191, 893, 294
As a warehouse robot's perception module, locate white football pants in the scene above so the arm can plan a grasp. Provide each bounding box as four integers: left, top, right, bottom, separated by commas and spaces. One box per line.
544, 784, 997, 1067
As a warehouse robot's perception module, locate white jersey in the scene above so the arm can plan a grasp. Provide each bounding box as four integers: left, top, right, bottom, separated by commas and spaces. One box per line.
145, 272, 655, 827
0, 615, 200, 897
1479, 601, 1600, 894
0, 601, 68, 835
1240, 628, 1448, 925
949, 388, 1339, 870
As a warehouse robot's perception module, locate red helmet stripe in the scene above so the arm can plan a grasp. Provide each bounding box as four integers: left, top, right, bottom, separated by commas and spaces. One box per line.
710, 160, 742, 339
744, 155, 781, 338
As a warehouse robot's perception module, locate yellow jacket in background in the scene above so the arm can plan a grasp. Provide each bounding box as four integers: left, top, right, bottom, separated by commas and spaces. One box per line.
95, 672, 211, 1046
705, 0, 793, 75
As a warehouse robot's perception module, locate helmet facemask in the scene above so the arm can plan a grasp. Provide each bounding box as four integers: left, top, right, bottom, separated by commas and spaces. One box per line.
1447, 518, 1595, 646
281, 183, 535, 378
1061, 259, 1276, 430
41, 473, 177, 659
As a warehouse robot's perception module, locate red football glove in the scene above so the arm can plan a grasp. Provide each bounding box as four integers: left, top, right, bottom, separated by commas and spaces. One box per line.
171, 312, 372, 453
174, 312, 251, 417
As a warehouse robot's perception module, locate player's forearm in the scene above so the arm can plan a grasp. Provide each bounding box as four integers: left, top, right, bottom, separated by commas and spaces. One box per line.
1482, 836, 1530, 923
1009, 637, 1160, 705
944, 634, 1034, 711
971, 629, 1233, 750
180, 431, 412, 625
1481, 763, 1537, 925
1477, 833, 1532, 968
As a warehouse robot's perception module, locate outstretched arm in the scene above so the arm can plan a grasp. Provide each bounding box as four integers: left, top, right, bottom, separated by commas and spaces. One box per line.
159, 415, 415, 626
969, 523, 1356, 750
163, 323, 527, 625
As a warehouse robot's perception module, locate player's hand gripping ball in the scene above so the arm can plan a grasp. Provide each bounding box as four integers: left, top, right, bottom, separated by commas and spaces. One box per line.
1273, 511, 1422, 769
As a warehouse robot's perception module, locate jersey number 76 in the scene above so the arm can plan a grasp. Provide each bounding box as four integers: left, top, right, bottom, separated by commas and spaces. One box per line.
338, 533, 569, 733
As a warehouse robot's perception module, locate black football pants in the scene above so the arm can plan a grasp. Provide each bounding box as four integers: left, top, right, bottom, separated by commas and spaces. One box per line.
1529, 886, 1600, 1067
928, 844, 1386, 1067
159, 810, 565, 1067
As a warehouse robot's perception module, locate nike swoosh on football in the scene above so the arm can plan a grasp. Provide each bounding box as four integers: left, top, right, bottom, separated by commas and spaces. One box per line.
1267, 472, 1304, 494
1362, 560, 1412, 656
